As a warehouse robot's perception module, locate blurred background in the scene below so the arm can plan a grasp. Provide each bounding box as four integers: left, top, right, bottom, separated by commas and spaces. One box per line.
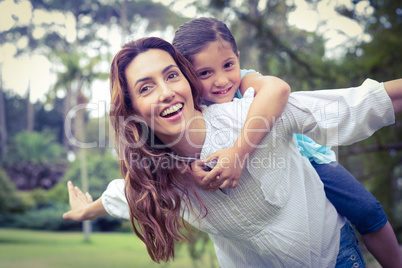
0, 0, 401, 267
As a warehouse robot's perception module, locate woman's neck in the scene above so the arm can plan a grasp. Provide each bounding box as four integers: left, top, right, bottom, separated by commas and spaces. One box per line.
169, 110, 206, 158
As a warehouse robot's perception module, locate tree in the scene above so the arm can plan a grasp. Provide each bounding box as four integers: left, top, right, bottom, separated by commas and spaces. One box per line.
0, 169, 28, 213
4, 131, 67, 190
0, 79, 6, 159
204, 0, 337, 90
335, 0, 402, 239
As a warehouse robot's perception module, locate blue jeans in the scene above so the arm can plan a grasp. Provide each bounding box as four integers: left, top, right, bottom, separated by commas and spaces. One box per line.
311, 161, 387, 235
335, 223, 366, 267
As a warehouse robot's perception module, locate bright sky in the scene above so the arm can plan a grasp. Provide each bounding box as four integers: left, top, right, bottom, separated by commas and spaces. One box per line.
0, 0, 373, 112
288, 0, 373, 58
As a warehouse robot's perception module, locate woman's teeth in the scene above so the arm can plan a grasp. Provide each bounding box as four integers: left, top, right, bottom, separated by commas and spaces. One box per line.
161, 103, 183, 117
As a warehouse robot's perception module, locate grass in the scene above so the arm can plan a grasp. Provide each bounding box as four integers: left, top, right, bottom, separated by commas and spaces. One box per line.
0, 228, 388, 267
0, 228, 219, 268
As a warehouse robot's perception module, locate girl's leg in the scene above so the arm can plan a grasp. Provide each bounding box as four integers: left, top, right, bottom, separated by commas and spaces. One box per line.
362, 221, 402, 268
335, 222, 366, 268
312, 161, 402, 267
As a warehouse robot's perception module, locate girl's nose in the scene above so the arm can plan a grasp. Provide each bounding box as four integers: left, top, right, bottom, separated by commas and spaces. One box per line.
214, 73, 229, 88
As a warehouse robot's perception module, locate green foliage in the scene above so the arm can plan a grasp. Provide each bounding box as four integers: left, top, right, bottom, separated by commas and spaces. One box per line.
61, 151, 121, 199
336, 0, 402, 231
4, 131, 67, 190
0, 92, 65, 153
0, 202, 79, 231
85, 115, 112, 156
0, 169, 34, 213
7, 131, 65, 165
0, 181, 125, 231
0, 169, 17, 211
340, 0, 402, 81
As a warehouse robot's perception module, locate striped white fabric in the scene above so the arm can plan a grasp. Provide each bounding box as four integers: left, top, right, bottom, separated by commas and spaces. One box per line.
102, 79, 394, 267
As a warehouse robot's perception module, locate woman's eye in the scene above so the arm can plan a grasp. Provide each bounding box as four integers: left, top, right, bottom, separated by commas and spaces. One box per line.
167, 72, 178, 79
139, 86, 150, 94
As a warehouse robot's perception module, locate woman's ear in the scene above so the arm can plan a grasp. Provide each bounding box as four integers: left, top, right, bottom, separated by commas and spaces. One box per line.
237, 51, 240, 58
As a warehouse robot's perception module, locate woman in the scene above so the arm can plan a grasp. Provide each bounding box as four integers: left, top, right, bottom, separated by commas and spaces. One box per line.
64, 37, 401, 267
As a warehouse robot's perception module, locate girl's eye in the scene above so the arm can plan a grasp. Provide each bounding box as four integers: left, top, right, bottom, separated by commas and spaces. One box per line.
224, 62, 234, 69
198, 70, 211, 78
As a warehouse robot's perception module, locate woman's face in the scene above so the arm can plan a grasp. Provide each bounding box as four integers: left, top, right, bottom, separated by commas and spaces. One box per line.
192, 40, 241, 104
125, 49, 196, 144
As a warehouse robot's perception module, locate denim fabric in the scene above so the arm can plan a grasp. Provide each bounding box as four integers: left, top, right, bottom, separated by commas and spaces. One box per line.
312, 161, 387, 235
335, 223, 366, 268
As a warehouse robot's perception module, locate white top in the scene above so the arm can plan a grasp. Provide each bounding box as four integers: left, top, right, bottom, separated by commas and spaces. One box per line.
102, 79, 394, 267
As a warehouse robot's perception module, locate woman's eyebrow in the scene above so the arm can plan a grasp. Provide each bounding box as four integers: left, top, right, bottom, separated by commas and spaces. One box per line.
134, 77, 151, 88
134, 65, 178, 87
162, 64, 178, 74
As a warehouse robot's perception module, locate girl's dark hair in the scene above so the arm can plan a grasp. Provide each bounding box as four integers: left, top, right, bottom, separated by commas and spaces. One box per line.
109, 37, 206, 263
173, 17, 238, 63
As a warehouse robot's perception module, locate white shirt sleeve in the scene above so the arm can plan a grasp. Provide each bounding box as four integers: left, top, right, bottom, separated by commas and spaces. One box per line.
101, 178, 130, 220
282, 78, 395, 146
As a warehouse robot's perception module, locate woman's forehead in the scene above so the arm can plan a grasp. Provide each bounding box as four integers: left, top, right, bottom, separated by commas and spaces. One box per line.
125, 49, 177, 83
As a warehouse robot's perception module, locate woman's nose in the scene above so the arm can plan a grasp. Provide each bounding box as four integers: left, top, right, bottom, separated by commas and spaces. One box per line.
159, 83, 175, 102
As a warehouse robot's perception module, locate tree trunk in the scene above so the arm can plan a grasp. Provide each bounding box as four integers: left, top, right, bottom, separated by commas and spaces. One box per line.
27, 81, 34, 132
63, 86, 72, 149
0, 71, 7, 158
120, 0, 128, 43
75, 84, 90, 242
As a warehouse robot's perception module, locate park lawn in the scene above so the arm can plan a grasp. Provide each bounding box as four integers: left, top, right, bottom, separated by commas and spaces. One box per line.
0, 228, 219, 268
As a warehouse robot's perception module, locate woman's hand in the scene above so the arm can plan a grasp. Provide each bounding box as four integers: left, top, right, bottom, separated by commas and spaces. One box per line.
63, 181, 96, 221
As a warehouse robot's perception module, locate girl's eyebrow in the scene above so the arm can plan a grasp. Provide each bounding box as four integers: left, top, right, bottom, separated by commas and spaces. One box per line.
134, 65, 178, 87
225, 56, 236, 61
195, 56, 236, 73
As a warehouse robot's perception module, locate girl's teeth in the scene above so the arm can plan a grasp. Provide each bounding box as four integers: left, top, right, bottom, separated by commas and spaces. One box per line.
214, 89, 229, 94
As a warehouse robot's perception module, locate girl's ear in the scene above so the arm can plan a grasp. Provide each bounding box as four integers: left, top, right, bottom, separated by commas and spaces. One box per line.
237, 51, 240, 58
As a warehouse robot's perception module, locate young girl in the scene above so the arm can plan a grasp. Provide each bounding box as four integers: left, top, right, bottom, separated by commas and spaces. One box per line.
64, 37, 401, 267
171, 17, 402, 267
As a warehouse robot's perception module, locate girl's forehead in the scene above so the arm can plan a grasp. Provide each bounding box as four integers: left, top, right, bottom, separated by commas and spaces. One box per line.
192, 41, 238, 68
202, 40, 233, 53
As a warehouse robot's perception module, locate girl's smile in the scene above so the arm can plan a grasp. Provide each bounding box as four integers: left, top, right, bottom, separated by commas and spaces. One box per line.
192, 40, 241, 104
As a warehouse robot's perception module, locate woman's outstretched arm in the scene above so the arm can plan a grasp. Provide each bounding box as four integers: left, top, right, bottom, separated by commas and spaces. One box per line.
63, 181, 108, 221
384, 78, 402, 114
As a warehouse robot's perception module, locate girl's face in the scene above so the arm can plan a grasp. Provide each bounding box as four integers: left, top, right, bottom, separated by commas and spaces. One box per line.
125, 49, 196, 144
192, 40, 241, 104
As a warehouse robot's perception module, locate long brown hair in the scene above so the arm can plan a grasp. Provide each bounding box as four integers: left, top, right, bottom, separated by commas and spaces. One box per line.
110, 37, 205, 263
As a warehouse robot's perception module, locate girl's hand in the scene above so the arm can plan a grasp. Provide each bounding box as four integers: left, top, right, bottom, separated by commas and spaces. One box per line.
190, 160, 222, 192
201, 147, 247, 189
63, 181, 94, 221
